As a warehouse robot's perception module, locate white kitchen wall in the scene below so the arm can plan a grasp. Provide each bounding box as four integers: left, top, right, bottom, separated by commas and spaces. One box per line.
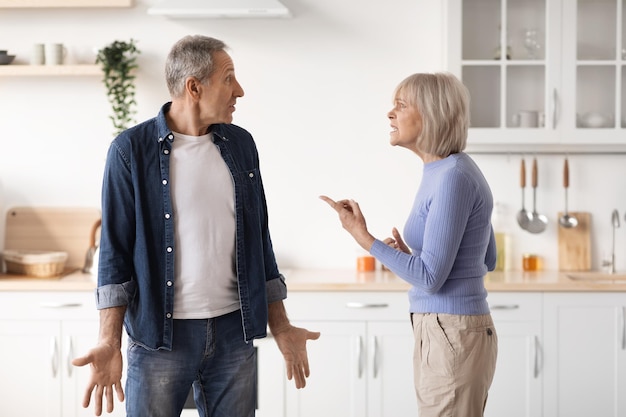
0, 0, 624, 273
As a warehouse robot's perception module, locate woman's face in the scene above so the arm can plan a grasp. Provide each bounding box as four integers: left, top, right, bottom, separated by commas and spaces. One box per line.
387, 93, 422, 152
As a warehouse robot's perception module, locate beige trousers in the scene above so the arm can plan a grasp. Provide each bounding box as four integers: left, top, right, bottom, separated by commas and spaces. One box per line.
411, 313, 498, 417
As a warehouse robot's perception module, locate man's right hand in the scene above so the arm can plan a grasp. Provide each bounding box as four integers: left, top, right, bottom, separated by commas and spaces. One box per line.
72, 343, 125, 416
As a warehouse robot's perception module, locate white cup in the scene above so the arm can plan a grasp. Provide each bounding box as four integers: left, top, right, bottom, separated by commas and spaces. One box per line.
31, 43, 45, 65
45, 43, 66, 65
512, 110, 541, 128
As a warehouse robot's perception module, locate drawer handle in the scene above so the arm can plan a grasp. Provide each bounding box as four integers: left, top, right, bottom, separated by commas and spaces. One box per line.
490, 304, 520, 310
40, 302, 83, 309
346, 302, 389, 309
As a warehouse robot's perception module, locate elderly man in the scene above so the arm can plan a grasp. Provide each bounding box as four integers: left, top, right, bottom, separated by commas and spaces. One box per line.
73, 35, 319, 417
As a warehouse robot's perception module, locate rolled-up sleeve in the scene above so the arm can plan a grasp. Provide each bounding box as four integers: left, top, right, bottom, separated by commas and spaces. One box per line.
266, 274, 287, 304
95, 280, 137, 309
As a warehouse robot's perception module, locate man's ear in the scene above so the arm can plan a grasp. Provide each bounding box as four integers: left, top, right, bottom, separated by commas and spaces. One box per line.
185, 77, 203, 99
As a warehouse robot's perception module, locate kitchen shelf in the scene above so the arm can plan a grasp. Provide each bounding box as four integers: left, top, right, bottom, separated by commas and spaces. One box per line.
0, 0, 132, 7
0, 64, 101, 76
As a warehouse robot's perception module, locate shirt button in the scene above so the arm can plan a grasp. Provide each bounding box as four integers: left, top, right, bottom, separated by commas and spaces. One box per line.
249, 172, 254, 178
166, 280, 172, 287
165, 213, 171, 219
162, 179, 168, 185
166, 313, 172, 319
166, 247, 173, 253
168, 134, 174, 141
163, 149, 170, 155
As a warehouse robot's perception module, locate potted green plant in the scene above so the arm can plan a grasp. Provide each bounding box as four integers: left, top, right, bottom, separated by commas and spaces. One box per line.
96, 39, 140, 136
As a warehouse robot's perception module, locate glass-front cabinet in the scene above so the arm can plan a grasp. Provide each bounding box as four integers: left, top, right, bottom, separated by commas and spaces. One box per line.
447, 0, 626, 152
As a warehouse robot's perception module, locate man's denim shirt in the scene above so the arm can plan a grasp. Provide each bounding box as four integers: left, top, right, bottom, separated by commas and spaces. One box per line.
95, 102, 287, 350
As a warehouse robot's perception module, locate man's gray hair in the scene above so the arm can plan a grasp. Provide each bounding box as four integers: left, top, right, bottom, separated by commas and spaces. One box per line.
165, 35, 228, 98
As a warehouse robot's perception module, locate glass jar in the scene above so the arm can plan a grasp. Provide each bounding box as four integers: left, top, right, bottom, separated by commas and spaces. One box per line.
522, 254, 542, 271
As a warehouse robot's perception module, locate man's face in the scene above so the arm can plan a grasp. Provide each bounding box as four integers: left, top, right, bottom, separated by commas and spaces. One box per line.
199, 50, 245, 124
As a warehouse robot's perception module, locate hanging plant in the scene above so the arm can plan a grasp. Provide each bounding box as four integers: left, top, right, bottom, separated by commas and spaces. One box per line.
96, 39, 140, 136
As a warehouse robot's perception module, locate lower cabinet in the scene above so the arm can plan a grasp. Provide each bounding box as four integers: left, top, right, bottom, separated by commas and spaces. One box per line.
254, 335, 286, 417
485, 293, 543, 417
543, 293, 626, 417
281, 292, 418, 417
5, 289, 626, 417
0, 291, 126, 417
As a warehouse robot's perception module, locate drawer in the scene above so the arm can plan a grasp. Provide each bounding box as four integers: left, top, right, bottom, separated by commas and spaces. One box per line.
284, 291, 410, 321
0, 291, 97, 320
487, 292, 542, 322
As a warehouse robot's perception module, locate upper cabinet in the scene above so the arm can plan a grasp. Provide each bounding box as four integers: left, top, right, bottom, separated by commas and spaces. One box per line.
0, 0, 132, 7
447, 0, 626, 153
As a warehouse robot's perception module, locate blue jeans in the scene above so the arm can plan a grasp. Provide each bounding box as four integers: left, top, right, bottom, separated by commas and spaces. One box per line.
125, 310, 257, 417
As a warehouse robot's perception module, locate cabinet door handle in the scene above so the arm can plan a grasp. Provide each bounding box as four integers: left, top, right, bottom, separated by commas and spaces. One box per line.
372, 336, 380, 379
356, 336, 364, 379
346, 302, 389, 309
490, 304, 519, 310
66, 336, 74, 378
50, 337, 59, 378
620, 307, 626, 350
551, 88, 559, 129
532, 335, 540, 379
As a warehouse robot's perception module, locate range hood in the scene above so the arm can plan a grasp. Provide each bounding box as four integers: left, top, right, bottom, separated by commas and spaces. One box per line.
147, 0, 292, 18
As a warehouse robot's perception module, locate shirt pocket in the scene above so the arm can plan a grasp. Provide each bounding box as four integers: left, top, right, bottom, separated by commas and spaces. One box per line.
239, 168, 261, 210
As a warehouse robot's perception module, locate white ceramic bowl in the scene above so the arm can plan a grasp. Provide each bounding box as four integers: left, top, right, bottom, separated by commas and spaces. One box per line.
580, 112, 611, 128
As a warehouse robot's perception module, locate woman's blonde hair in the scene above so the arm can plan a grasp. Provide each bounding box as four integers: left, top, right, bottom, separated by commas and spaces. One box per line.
393, 72, 470, 156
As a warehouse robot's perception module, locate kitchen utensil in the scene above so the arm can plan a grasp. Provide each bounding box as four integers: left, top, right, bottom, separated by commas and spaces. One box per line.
558, 158, 578, 228
3, 206, 101, 271
558, 212, 591, 271
516, 158, 531, 230
82, 218, 101, 273
526, 158, 548, 233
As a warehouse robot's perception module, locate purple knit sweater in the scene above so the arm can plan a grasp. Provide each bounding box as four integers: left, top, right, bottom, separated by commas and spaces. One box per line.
370, 152, 496, 315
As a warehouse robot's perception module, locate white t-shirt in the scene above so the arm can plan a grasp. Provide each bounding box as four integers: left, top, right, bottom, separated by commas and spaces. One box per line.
170, 132, 239, 319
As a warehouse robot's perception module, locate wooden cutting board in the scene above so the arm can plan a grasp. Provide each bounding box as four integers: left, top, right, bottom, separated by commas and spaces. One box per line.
558, 211, 591, 271
3, 206, 101, 271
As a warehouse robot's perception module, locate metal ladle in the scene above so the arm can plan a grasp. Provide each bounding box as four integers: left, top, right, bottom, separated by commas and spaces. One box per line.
558, 157, 578, 228
516, 158, 531, 230
526, 157, 548, 234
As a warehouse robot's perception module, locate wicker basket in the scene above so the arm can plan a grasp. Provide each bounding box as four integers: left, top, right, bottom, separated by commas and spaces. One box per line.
2, 250, 68, 278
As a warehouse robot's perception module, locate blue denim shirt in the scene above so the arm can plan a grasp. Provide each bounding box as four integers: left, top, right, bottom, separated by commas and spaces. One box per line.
95, 102, 287, 350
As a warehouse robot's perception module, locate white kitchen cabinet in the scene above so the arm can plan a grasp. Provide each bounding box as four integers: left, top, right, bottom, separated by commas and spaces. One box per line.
254, 335, 286, 417
543, 293, 626, 417
0, 291, 126, 417
282, 292, 418, 417
447, 0, 626, 152
485, 292, 543, 417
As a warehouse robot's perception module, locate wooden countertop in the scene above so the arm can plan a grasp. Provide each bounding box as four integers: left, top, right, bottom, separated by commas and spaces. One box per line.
2, 269, 626, 292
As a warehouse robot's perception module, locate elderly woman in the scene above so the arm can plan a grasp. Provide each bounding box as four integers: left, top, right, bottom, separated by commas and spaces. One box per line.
321, 72, 498, 417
